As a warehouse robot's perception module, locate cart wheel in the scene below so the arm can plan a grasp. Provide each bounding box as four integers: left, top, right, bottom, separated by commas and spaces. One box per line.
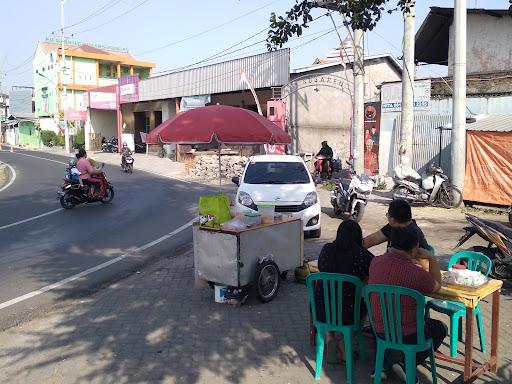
254, 259, 280, 303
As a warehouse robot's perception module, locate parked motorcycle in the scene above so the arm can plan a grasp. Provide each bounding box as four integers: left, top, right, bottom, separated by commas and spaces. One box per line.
314, 155, 332, 180
392, 163, 462, 208
122, 155, 134, 173
58, 164, 114, 209
330, 161, 374, 222
456, 214, 512, 280
102, 137, 118, 153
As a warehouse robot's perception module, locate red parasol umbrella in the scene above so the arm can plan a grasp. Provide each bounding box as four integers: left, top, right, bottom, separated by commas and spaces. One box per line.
146, 105, 291, 145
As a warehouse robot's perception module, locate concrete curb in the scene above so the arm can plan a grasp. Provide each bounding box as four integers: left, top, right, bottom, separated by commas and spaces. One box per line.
0, 161, 16, 192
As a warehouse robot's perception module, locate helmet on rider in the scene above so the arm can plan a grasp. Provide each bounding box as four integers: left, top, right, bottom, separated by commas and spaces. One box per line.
68, 157, 77, 167
122, 142, 128, 148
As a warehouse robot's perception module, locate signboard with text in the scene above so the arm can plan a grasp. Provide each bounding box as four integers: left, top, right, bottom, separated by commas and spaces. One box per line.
65, 109, 88, 121
89, 91, 117, 110
381, 79, 431, 112
180, 95, 211, 111
119, 75, 139, 104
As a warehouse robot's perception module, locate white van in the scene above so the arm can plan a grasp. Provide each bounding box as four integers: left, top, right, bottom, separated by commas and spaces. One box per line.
232, 155, 321, 238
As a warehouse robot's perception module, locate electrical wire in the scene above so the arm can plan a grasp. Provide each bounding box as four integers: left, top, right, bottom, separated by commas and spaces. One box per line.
73, 0, 152, 35
135, 0, 284, 56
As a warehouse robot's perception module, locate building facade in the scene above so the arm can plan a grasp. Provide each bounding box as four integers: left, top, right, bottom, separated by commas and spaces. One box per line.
33, 38, 154, 119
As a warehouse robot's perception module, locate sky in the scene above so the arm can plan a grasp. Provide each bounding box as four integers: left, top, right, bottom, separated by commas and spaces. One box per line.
0, 0, 509, 92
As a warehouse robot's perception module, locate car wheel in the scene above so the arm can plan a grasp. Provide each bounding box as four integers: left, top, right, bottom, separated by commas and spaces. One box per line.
309, 228, 321, 238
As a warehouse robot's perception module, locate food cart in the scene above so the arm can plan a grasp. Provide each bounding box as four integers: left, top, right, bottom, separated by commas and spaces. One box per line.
193, 217, 303, 302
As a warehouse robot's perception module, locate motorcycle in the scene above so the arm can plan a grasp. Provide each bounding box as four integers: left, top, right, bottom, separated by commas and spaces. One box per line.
58, 164, 114, 209
456, 214, 512, 280
314, 155, 332, 180
102, 137, 118, 153
392, 163, 463, 208
122, 155, 134, 173
330, 161, 374, 222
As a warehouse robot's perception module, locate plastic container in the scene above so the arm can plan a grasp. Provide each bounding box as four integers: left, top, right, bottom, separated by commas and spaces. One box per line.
258, 205, 275, 224
214, 285, 227, 303
243, 212, 262, 226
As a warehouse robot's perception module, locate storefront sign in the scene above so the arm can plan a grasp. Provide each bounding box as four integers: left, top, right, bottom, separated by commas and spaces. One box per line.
364, 102, 381, 176
65, 109, 87, 121
119, 75, 139, 103
381, 79, 431, 112
180, 95, 211, 111
89, 91, 117, 110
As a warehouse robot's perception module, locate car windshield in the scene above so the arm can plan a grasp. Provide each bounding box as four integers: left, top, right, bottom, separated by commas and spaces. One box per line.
243, 161, 310, 184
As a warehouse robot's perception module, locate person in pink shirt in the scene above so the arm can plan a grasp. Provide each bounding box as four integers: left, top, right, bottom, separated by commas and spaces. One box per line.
76, 148, 102, 196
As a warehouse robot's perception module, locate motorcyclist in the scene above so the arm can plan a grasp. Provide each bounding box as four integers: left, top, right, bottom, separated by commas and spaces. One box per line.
317, 140, 333, 177
120, 142, 133, 169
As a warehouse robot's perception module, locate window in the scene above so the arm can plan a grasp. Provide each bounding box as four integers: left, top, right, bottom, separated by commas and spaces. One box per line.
50, 53, 54, 62
145, 115, 151, 132
244, 162, 310, 184
269, 106, 275, 116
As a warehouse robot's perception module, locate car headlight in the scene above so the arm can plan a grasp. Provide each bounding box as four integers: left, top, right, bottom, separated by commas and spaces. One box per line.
303, 192, 318, 207
238, 191, 255, 207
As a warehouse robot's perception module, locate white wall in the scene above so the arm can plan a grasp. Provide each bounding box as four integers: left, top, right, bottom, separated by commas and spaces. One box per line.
39, 117, 60, 134
89, 109, 117, 138
449, 13, 512, 75
73, 58, 96, 86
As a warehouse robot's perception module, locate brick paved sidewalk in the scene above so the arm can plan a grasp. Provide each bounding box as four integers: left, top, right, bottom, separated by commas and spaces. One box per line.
0, 240, 510, 384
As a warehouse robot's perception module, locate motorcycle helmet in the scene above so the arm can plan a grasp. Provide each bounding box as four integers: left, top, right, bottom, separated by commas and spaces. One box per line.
68, 157, 77, 167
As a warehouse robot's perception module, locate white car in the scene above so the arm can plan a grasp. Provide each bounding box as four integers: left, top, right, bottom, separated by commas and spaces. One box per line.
232, 154, 321, 238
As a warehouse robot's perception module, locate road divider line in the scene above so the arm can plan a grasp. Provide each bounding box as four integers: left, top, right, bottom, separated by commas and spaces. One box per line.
0, 218, 195, 310
0, 208, 64, 230
0, 162, 16, 193
12, 151, 67, 165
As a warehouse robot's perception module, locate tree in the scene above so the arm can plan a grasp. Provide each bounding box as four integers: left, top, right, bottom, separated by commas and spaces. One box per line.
267, 0, 411, 50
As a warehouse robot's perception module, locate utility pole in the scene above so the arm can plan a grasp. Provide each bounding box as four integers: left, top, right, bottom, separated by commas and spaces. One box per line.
60, 0, 70, 153
352, 28, 364, 174
400, 0, 415, 165
451, 0, 467, 189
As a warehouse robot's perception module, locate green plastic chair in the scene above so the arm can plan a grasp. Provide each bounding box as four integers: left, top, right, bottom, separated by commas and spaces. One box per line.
364, 284, 438, 384
426, 251, 492, 358
306, 272, 366, 383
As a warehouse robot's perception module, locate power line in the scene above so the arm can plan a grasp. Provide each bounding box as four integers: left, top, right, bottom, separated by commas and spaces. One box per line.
135, 0, 284, 56
73, 0, 152, 35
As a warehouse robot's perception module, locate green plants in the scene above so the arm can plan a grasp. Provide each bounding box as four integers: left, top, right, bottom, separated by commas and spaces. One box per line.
158, 145, 166, 158
74, 128, 85, 149
375, 180, 387, 191
41, 130, 57, 147
321, 181, 336, 191
57, 134, 65, 147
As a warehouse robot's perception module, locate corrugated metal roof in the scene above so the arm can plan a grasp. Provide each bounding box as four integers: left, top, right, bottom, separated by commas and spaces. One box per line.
139, 49, 290, 101
291, 54, 402, 74
466, 114, 512, 132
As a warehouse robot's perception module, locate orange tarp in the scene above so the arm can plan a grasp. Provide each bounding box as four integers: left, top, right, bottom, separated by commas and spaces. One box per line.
464, 131, 512, 205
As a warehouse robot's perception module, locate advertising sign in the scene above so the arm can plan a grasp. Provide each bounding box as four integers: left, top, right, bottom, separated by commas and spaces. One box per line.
119, 75, 139, 103
364, 102, 381, 175
89, 91, 117, 110
65, 109, 87, 121
180, 95, 211, 112
381, 79, 431, 112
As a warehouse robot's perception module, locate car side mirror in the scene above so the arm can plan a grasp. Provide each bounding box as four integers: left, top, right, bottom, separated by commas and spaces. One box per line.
232, 176, 240, 186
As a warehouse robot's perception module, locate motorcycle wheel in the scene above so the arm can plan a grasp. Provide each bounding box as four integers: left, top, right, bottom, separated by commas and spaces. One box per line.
101, 187, 115, 204
351, 202, 366, 223
60, 192, 75, 210
439, 183, 463, 208
128, 164, 133, 173
392, 186, 410, 201
492, 262, 512, 280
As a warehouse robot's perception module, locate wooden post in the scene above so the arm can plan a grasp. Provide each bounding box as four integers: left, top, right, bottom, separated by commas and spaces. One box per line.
116, 63, 121, 79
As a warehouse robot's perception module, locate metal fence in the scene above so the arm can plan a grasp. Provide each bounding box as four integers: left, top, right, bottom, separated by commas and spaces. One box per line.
391, 114, 453, 177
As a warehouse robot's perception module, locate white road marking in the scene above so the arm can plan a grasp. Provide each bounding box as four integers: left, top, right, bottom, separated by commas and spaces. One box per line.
12, 151, 67, 165
0, 162, 17, 192
0, 218, 195, 310
0, 208, 64, 231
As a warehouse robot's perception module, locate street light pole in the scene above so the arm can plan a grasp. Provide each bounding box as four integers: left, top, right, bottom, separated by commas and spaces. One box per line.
451, 0, 467, 189
60, 0, 70, 153
352, 28, 364, 174
400, 0, 415, 165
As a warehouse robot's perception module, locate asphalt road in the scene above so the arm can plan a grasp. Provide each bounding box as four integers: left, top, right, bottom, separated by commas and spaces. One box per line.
0, 147, 210, 330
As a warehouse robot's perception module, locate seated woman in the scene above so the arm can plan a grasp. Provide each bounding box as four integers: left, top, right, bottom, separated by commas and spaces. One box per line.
314, 220, 374, 362
76, 148, 103, 196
